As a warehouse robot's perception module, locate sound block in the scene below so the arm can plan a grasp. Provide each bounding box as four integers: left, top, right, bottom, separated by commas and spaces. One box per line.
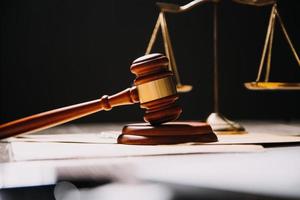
118, 121, 218, 145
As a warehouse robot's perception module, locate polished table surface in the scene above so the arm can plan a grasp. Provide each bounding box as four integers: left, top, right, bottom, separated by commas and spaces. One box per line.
0, 121, 300, 200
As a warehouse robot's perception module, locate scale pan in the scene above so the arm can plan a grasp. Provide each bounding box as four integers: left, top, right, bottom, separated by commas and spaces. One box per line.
176, 84, 193, 93
232, 0, 275, 6
244, 82, 300, 90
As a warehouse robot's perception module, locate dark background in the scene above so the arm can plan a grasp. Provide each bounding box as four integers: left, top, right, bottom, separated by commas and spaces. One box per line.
1, 0, 299, 124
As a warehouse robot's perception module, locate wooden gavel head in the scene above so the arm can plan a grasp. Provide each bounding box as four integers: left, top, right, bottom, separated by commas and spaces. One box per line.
131, 53, 182, 125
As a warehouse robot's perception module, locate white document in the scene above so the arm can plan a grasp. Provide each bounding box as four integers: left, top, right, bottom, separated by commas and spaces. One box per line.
9, 142, 264, 161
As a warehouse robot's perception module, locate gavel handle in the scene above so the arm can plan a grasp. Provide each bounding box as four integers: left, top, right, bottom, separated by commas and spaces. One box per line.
0, 87, 139, 139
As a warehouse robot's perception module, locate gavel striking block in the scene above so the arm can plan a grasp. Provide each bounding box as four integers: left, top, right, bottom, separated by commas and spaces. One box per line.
119, 121, 217, 145
0, 53, 217, 145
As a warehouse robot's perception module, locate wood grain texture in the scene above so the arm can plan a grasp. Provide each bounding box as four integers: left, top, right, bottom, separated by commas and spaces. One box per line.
131, 53, 182, 125
0, 53, 182, 139
119, 121, 218, 145
117, 134, 217, 145
122, 121, 213, 136
0, 87, 139, 139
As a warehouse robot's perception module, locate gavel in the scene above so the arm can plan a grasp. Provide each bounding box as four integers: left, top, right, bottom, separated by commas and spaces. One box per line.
0, 53, 182, 139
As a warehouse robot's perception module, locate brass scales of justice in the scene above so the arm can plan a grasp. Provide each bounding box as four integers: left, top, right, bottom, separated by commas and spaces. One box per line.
145, 0, 300, 134
0, 0, 298, 144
